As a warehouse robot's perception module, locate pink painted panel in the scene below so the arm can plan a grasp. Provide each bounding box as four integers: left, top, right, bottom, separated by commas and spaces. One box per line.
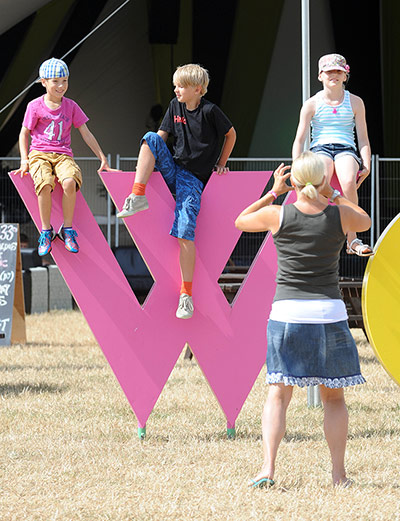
11, 169, 297, 429
101, 171, 274, 426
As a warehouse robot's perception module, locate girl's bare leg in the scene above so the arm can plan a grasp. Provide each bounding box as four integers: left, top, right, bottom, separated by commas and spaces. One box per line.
334, 155, 359, 246
319, 155, 335, 184
319, 385, 349, 486
251, 383, 293, 482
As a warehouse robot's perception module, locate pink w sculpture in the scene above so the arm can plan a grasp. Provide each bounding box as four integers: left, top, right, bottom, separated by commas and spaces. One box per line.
11, 170, 295, 437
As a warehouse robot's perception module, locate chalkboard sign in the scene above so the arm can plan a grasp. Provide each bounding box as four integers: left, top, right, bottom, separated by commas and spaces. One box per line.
0, 223, 26, 346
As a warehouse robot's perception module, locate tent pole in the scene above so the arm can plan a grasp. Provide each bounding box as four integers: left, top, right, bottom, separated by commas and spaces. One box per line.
302, 0, 321, 408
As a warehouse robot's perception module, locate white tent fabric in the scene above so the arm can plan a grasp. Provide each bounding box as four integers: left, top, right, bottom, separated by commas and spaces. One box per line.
68, 0, 156, 158
3, 0, 156, 159
0, 0, 53, 35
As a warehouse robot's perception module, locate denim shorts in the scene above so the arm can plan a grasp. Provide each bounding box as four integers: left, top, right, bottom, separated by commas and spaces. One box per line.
265, 319, 365, 388
310, 143, 363, 169
142, 132, 204, 241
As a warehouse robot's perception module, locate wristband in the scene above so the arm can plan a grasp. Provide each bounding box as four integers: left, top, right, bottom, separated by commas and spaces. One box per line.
329, 189, 341, 203
267, 190, 278, 200
21, 159, 29, 164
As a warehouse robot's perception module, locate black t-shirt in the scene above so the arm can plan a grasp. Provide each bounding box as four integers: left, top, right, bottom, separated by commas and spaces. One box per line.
159, 97, 233, 184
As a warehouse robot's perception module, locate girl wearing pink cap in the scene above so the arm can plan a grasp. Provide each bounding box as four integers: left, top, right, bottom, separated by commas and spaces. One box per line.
292, 53, 372, 256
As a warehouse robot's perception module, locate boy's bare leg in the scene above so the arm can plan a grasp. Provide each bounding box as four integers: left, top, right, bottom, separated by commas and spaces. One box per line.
61, 178, 77, 228
178, 238, 196, 283
37, 184, 52, 229
134, 141, 156, 185
117, 142, 154, 218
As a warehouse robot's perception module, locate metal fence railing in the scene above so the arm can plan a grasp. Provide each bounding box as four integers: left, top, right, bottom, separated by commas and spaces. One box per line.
114, 155, 138, 248
1, 155, 112, 244
2, 154, 399, 280
229, 157, 375, 279
113, 155, 377, 279
375, 156, 400, 239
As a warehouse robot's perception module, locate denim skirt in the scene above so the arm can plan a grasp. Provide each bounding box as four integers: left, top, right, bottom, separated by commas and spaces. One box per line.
266, 319, 365, 388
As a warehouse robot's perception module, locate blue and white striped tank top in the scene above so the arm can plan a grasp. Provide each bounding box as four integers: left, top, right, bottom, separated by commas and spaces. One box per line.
310, 90, 356, 149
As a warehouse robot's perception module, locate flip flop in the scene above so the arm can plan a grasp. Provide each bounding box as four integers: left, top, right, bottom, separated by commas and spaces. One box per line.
248, 477, 275, 489
335, 478, 354, 488
346, 238, 374, 257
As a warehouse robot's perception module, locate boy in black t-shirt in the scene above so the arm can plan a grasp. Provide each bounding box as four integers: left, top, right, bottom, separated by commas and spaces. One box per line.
117, 64, 236, 319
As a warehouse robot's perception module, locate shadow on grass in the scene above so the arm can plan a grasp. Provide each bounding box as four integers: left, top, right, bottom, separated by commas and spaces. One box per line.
142, 430, 323, 443
359, 481, 400, 490
144, 425, 400, 443
0, 382, 67, 396
359, 354, 378, 365
0, 364, 105, 372
142, 432, 233, 443
243, 428, 400, 442
349, 428, 400, 439
25, 341, 97, 348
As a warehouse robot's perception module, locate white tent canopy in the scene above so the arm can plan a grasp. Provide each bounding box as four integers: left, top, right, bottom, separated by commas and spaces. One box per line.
0, 0, 53, 35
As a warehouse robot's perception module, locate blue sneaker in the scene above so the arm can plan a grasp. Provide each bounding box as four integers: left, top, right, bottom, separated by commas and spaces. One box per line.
38, 227, 56, 256
58, 225, 79, 253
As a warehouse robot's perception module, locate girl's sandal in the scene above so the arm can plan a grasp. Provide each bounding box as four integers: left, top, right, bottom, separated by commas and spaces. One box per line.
346, 238, 374, 257
248, 477, 275, 489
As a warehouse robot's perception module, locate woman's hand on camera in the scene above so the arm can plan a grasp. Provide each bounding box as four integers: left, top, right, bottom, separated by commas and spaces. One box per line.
271, 163, 293, 196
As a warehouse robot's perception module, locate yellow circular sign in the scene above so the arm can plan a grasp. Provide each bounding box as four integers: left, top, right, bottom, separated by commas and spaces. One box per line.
362, 213, 400, 386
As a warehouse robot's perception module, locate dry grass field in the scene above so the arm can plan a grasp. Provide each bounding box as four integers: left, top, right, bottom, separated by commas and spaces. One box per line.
0, 310, 399, 521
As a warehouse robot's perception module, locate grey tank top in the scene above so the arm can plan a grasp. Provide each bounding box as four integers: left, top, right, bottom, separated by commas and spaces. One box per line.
272, 204, 346, 301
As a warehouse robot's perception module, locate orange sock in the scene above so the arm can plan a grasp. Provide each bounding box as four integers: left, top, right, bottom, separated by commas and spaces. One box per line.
132, 183, 146, 196
180, 281, 192, 296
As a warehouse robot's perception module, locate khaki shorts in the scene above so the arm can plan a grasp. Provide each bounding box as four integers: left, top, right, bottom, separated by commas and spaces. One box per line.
28, 150, 83, 195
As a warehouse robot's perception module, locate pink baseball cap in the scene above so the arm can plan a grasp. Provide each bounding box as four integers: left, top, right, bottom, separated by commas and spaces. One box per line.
318, 54, 350, 74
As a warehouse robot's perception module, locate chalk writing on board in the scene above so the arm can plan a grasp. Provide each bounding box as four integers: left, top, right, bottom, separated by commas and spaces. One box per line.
0, 224, 19, 345
0, 318, 10, 332
0, 225, 16, 241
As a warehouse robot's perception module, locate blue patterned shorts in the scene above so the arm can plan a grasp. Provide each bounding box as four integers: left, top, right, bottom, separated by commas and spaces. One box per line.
142, 132, 204, 241
266, 319, 365, 388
